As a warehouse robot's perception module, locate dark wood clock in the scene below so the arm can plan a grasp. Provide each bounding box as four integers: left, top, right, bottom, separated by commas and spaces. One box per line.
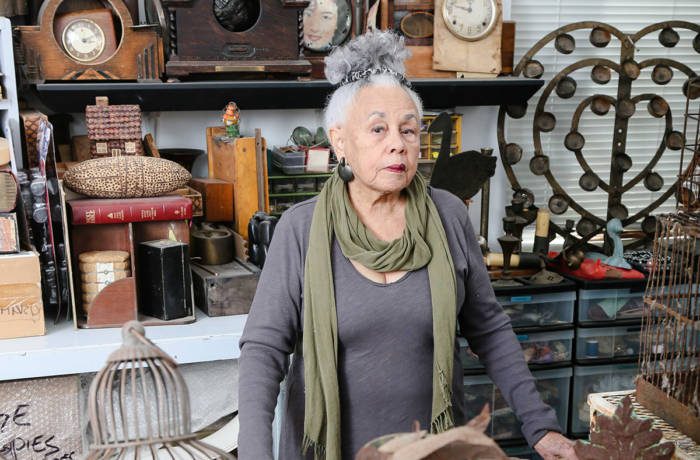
163, 0, 311, 78
16, 0, 164, 83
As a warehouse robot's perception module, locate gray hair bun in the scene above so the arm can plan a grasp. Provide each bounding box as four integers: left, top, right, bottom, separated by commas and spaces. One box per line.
324, 30, 410, 85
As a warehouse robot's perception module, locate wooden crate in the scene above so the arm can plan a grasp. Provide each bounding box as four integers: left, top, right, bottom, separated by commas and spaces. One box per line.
191, 258, 260, 317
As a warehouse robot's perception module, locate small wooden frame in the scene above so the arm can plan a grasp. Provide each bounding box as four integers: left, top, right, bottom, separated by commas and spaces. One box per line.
15, 0, 164, 83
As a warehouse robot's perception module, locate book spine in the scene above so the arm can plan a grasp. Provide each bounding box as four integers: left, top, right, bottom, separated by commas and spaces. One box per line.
71, 200, 192, 225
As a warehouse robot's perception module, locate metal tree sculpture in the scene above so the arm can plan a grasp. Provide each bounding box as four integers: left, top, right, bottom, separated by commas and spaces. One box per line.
498, 21, 700, 252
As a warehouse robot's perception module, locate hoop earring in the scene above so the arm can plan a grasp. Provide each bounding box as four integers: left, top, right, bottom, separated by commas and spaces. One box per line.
338, 157, 354, 182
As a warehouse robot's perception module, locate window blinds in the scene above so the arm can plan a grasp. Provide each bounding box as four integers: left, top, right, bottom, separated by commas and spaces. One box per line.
506, 1, 700, 238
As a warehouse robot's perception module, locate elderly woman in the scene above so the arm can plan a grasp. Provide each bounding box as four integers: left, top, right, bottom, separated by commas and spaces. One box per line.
238, 31, 576, 460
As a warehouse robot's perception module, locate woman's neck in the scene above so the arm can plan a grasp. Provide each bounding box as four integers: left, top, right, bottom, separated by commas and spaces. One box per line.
347, 183, 406, 241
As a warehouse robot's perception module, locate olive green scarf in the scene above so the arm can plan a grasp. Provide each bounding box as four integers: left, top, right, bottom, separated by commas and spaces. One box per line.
302, 172, 457, 460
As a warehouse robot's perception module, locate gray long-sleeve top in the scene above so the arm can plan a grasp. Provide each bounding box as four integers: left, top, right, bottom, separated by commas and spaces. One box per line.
238, 187, 561, 459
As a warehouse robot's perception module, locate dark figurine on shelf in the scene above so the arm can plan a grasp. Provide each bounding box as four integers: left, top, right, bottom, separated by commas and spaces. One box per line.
492, 218, 522, 287
427, 112, 497, 202
222, 101, 241, 140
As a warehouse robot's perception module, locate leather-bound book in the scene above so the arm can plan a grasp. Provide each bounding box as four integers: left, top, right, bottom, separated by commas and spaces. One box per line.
69, 196, 192, 225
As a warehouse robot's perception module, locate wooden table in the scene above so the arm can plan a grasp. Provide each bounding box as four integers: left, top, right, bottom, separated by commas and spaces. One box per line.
588, 390, 700, 460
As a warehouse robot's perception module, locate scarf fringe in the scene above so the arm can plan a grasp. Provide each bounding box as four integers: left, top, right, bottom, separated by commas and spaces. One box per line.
430, 407, 455, 434
302, 434, 326, 460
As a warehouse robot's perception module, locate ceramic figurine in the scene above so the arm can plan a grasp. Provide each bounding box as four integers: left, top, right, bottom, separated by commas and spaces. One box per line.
222, 102, 241, 139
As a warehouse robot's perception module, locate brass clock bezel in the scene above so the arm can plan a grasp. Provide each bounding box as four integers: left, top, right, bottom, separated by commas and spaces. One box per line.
61, 17, 107, 62
442, 0, 498, 42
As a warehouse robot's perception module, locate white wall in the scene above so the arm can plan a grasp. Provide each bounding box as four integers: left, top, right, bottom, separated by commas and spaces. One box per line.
68, 103, 509, 244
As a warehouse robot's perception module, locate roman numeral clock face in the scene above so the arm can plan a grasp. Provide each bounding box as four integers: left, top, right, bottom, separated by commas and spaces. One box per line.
442, 0, 498, 41
61, 18, 106, 62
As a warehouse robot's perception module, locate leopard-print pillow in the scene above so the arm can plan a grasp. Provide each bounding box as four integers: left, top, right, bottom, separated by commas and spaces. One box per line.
64, 156, 192, 198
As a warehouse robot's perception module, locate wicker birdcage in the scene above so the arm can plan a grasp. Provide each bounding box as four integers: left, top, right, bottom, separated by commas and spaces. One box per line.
640, 151, 700, 444
676, 77, 700, 211
86, 321, 235, 459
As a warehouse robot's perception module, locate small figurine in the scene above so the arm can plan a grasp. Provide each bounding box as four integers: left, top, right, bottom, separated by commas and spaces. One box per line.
222, 102, 241, 139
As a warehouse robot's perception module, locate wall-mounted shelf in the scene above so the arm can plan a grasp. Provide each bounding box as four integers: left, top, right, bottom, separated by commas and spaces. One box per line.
33, 77, 544, 112
0, 310, 247, 381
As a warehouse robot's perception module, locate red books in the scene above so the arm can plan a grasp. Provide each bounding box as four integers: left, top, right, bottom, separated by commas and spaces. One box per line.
69, 196, 192, 225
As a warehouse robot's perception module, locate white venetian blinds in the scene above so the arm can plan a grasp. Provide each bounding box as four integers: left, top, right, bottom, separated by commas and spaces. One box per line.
506, 1, 700, 237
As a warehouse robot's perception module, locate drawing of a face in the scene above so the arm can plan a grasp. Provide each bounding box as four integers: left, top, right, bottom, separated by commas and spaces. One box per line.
303, 0, 340, 51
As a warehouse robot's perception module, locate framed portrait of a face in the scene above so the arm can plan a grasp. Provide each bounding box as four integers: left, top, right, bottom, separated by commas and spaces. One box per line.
302, 0, 352, 52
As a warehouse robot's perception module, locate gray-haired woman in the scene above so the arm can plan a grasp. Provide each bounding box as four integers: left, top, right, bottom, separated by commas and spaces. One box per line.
238, 31, 577, 460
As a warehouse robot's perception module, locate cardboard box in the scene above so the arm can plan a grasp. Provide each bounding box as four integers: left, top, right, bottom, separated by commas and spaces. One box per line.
0, 251, 45, 339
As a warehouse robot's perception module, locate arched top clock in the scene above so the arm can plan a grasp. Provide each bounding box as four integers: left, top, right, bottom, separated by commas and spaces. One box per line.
16, 0, 164, 83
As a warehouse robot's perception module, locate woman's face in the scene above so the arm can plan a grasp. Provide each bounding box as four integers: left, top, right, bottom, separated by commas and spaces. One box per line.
331, 85, 421, 198
303, 0, 338, 50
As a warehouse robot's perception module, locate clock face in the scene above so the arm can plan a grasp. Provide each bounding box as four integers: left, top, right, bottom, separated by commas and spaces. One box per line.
61, 18, 106, 62
442, 0, 498, 41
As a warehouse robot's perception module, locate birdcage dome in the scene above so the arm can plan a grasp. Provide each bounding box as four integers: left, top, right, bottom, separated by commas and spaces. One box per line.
86, 321, 235, 459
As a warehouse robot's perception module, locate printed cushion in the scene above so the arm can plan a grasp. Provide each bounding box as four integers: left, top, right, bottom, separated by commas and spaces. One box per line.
64, 156, 191, 198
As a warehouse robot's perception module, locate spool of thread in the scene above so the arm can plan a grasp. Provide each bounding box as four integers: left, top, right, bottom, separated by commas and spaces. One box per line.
585, 339, 599, 358
484, 252, 541, 269
533, 209, 550, 255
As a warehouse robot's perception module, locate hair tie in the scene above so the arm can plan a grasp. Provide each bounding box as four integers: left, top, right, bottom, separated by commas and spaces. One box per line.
338, 67, 411, 88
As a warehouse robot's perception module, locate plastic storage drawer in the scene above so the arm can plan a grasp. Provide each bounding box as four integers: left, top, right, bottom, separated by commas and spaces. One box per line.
271, 148, 306, 175
499, 291, 575, 328
575, 325, 642, 363
462, 367, 572, 441
460, 329, 574, 370
577, 288, 645, 324
570, 363, 637, 434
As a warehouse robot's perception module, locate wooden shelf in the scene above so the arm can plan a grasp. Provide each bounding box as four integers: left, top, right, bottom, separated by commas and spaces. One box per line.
0, 309, 247, 381
33, 77, 544, 112
269, 191, 319, 197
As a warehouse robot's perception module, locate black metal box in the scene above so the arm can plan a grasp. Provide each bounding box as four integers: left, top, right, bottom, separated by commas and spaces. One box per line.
136, 239, 192, 321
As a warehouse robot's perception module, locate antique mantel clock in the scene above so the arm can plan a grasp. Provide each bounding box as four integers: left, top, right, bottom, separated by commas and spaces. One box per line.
163, 0, 311, 78
16, 0, 164, 83
433, 0, 502, 75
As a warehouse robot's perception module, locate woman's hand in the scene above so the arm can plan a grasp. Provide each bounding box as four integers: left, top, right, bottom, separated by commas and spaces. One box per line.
533, 431, 578, 460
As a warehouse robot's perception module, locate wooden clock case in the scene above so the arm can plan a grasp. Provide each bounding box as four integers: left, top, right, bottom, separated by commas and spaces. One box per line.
16, 0, 164, 83
388, 0, 455, 78
163, 0, 311, 78
433, 0, 503, 76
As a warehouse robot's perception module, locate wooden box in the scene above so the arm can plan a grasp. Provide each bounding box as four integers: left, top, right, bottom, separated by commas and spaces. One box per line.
0, 251, 45, 339
191, 258, 260, 317
189, 178, 234, 222
206, 129, 268, 238
137, 240, 193, 321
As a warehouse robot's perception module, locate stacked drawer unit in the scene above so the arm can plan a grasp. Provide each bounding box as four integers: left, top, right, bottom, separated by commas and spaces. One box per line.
568, 276, 647, 436
459, 280, 576, 445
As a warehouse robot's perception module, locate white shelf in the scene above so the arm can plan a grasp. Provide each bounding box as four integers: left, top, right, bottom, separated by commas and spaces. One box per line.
0, 310, 248, 381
